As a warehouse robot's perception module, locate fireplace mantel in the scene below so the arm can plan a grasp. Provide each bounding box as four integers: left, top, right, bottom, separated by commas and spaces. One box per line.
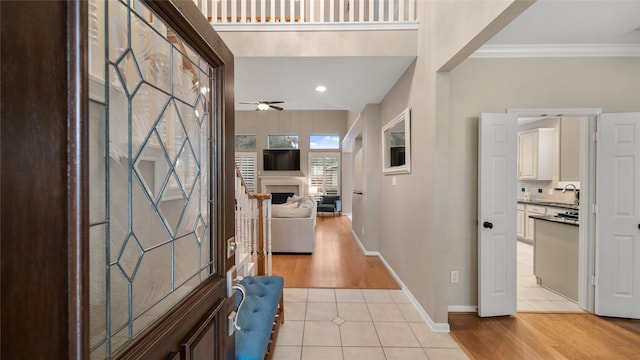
259, 174, 306, 195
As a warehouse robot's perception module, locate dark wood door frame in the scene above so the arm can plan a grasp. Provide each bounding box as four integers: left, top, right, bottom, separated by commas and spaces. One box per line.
1, 1, 235, 358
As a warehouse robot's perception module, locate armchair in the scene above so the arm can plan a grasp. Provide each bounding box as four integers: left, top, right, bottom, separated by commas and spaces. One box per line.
317, 195, 341, 216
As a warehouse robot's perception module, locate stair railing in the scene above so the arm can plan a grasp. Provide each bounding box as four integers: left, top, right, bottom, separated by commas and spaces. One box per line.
235, 167, 273, 276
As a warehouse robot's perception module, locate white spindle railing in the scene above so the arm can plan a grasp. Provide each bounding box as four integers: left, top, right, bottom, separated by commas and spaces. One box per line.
194, 0, 417, 25
235, 168, 273, 276
235, 169, 254, 276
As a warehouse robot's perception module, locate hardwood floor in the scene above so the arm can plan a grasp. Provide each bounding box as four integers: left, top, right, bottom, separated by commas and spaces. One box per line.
271, 215, 400, 289
449, 312, 640, 359
271, 214, 640, 359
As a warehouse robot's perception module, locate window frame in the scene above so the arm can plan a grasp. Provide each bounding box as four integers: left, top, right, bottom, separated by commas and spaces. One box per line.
267, 134, 299, 149
235, 134, 257, 151
309, 134, 341, 150
308, 151, 341, 198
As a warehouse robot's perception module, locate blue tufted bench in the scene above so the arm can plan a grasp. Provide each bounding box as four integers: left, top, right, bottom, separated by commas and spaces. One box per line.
234, 276, 285, 360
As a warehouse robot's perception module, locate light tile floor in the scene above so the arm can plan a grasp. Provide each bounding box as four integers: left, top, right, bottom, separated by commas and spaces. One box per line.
273, 288, 469, 360
517, 241, 583, 312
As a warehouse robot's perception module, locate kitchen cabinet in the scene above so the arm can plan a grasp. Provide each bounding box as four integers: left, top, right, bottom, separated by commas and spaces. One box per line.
525, 204, 546, 243
518, 128, 555, 180
517, 203, 525, 239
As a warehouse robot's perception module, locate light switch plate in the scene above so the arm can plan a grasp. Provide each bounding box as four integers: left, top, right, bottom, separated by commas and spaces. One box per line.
226, 237, 236, 259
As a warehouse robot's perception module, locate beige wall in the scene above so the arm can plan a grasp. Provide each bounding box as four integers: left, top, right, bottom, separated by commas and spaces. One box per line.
355, 1, 526, 326
446, 57, 640, 307
218, 30, 417, 57
235, 110, 348, 193
349, 104, 382, 251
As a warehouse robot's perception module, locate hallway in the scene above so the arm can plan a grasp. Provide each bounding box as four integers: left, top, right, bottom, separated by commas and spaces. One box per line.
271, 216, 469, 359
272, 215, 399, 289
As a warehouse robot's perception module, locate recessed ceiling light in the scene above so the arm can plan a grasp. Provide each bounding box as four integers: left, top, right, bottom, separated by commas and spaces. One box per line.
315, 85, 327, 92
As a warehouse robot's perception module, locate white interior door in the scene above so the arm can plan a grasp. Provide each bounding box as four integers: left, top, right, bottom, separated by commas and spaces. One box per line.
478, 113, 518, 317
596, 112, 640, 319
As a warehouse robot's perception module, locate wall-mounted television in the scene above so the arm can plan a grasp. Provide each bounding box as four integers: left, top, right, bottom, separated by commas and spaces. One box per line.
263, 149, 300, 171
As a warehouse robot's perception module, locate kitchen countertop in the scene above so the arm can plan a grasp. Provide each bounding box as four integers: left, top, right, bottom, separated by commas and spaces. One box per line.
529, 214, 579, 226
518, 200, 579, 210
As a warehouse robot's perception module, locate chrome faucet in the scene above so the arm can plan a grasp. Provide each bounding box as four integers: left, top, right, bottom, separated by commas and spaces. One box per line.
562, 184, 578, 205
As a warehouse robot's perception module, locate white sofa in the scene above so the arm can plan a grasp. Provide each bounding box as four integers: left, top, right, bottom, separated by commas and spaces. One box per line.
270, 196, 317, 253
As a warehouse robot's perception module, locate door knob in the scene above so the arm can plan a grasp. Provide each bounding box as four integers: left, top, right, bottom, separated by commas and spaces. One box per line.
483, 221, 493, 229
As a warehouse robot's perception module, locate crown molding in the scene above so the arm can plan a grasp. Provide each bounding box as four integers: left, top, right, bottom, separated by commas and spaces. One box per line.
471, 44, 640, 58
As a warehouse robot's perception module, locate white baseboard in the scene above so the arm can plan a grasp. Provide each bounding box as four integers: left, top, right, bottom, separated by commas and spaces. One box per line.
351, 230, 451, 333
448, 305, 477, 312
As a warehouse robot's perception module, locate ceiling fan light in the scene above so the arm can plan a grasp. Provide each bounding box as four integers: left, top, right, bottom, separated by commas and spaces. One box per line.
257, 103, 270, 111
315, 85, 327, 92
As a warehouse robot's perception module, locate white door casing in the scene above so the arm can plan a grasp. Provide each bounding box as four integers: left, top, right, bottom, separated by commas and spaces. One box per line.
596, 112, 640, 319
478, 113, 518, 317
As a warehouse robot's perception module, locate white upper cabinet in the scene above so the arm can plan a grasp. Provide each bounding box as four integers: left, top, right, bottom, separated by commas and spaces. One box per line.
518, 128, 555, 180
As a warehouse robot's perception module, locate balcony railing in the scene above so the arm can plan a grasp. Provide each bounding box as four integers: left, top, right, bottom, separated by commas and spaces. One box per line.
193, 0, 417, 29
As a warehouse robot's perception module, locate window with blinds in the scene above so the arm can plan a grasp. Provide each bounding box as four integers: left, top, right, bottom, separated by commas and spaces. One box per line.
235, 152, 257, 193
309, 152, 340, 198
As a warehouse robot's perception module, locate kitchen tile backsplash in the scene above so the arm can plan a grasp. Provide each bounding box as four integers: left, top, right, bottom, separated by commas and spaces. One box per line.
517, 180, 577, 204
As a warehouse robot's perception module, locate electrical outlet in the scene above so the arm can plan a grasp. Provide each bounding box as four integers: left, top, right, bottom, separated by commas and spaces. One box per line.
392, 176, 397, 186
538, 188, 543, 193
450, 270, 459, 283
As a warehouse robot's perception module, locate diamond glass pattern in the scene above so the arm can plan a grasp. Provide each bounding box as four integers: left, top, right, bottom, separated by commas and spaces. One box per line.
116, 50, 142, 96
134, 131, 171, 202
92, 1, 214, 356
195, 216, 206, 244
158, 172, 187, 234
117, 234, 144, 281
175, 142, 198, 192
194, 95, 206, 125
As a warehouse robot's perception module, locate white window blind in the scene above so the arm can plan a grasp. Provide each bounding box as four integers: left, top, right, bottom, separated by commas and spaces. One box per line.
309, 152, 340, 197
235, 152, 257, 193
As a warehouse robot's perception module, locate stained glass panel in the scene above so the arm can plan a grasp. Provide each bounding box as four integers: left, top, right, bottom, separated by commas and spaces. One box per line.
89, 1, 215, 357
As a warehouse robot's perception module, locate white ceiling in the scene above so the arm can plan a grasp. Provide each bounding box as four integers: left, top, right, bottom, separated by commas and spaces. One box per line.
234, 56, 415, 112
486, 0, 640, 46
234, 1, 640, 113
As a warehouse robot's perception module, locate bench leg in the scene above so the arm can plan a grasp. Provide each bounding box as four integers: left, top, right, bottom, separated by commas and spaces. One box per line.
279, 290, 285, 324
265, 290, 285, 360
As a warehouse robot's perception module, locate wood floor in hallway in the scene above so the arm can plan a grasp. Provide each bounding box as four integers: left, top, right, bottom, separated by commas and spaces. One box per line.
271, 215, 400, 289
449, 312, 640, 359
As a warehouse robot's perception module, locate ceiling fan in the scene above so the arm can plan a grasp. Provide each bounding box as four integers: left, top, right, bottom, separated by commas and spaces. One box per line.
239, 101, 284, 111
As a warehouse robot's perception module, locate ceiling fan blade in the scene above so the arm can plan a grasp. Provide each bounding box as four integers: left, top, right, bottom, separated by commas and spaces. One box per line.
266, 101, 284, 104
239, 102, 258, 105
270, 105, 284, 111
